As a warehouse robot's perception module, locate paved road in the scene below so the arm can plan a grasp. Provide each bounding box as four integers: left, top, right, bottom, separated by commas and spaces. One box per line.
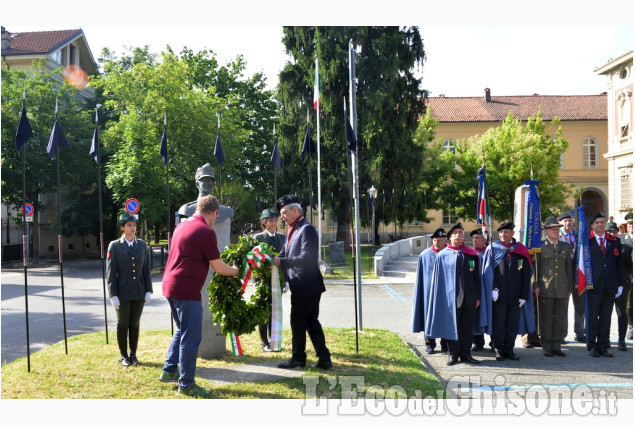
2, 256, 632, 402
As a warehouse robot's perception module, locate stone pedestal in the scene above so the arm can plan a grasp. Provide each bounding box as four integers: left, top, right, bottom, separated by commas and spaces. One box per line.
328, 241, 346, 265
198, 207, 233, 359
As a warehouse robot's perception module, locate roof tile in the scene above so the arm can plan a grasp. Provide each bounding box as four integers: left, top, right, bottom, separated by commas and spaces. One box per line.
3, 29, 82, 55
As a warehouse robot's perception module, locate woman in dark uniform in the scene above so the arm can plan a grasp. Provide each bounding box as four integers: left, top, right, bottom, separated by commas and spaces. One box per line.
107, 212, 153, 366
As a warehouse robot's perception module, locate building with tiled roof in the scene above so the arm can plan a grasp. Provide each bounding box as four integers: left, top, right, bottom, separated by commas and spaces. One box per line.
1, 26, 96, 99
595, 50, 633, 226
421, 89, 608, 233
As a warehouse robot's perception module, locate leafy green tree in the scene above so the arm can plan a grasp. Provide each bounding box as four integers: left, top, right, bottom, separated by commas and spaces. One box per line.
93, 47, 277, 237
276, 26, 428, 245
2, 63, 98, 262
437, 111, 571, 222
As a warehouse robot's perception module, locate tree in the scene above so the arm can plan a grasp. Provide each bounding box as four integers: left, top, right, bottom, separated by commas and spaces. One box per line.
437, 111, 571, 222
92, 47, 278, 236
2, 62, 98, 263
276, 26, 428, 246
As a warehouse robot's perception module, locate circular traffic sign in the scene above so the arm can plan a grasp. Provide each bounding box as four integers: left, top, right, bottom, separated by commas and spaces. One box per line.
21, 203, 34, 216
125, 198, 140, 214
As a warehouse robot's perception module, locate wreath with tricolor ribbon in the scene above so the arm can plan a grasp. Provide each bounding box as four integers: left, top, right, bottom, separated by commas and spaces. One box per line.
207, 236, 284, 336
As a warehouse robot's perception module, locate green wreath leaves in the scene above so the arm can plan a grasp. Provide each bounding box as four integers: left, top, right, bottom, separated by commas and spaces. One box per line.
207, 236, 284, 336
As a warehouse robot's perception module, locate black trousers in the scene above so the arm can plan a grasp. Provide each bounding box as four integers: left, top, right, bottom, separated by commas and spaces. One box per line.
425, 337, 448, 350
492, 301, 520, 355
587, 290, 615, 351
259, 320, 272, 346
615, 290, 629, 341
290, 293, 330, 362
115, 299, 145, 357
448, 303, 474, 359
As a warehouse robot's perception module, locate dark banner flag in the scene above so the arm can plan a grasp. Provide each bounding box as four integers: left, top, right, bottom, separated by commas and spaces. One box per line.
16, 104, 33, 151
160, 128, 168, 165
214, 131, 225, 165
345, 118, 357, 155
46, 115, 71, 159
301, 123, 316, 164
89, 124, 99, 163
271, 136, 281, 170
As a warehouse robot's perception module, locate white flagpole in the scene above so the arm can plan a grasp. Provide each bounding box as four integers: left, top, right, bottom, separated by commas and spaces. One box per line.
316, 57, 322, 260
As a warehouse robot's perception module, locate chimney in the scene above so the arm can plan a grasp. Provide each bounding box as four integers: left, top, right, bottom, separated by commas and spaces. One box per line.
1, 27, 11, 51
484, 88, 491, 102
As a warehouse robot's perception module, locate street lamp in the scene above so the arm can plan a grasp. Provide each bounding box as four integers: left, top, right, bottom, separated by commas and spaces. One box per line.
367, 185, 378, 272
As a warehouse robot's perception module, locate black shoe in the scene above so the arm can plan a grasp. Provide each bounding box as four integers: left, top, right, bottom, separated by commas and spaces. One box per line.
575, 335, 586, 343
471, 344, 483, 352
440, 346, 448, 353
425, 346, 435, 354
552, 350, 566, 357
599, 349, 613, 358
261, 344, 273, 352
311, 360, 333, 370
504, 352, 520, 361
460, 356, 481, 364
495, 351, 505, 361
120, 356, 131, 366
446, 356, 459, 366
618, 341, 627, 351
589, 348, 600, 357
543, 350, 554, 357
129, 355, 140, 366
277, 358, 305, 369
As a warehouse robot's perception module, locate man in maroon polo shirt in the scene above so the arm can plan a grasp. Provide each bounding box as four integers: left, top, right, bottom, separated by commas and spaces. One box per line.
159, 195, 238, 397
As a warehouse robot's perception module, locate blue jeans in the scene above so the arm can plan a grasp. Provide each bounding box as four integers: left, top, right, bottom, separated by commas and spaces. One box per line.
163, 298, 202, 389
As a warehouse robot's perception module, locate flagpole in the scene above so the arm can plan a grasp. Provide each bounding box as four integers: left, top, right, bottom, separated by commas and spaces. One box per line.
344, 96, 359, 353
20, 87, 32, 371
349, 39, 363, 331
94, 104, 109, 344
273, 125, 278, 202
306, 109, 314, 225
164, 112, 171, 249
217, 113, 222, 204
54, 99, 69, 354
315, 57, 322, 260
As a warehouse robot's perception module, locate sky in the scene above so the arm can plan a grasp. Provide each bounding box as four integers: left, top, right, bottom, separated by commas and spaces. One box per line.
4, 2, 634, 98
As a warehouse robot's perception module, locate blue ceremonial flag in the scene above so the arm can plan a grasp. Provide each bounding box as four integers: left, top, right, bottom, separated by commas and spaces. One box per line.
522, 179, 542, 254
271, 135, 281, 170
46, 120, 71, 160
575, 205, 593, 293
476, 166, 492, 240
89, 125, 99, 163
159, 129, 168, 165
16, 104, 33, 151
214, 131, 225, 165
345, 118, 357, 154
301, 123, 316, 164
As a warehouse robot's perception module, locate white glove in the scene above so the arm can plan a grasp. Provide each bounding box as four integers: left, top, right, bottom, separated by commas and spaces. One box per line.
283, 282, 290, 294
492, 289, 499, 302
616, 286, 623, 299
144, 292, 152, 303
519, 299, 526, 308
110, 296, 120, 309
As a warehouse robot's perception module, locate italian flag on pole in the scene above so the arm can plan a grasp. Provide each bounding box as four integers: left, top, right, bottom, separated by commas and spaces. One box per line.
313, 57, 321, 111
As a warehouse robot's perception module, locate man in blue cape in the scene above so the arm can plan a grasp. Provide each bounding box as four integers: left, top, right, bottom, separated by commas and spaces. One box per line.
470, 229, 489, 351
425, 223, 481, 365
482, 221, 534, 361
412, 227, 448, 354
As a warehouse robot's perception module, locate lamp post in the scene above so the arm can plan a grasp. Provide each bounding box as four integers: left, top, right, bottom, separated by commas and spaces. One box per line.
367, 185, 377, 273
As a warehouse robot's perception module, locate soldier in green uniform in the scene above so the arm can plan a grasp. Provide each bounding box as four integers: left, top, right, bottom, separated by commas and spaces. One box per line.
107, 212, 153, 366
621, 212, 633, 342
253, 207, 286, 352
532, 216, 574, 357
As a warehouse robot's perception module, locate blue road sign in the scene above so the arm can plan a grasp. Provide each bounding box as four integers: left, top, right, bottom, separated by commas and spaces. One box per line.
125, 198, 140, 214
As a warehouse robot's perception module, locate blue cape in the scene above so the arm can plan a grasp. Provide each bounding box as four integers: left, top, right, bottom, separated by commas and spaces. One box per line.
411, 248, 440, 332
481, 240, 536, 335
424, 248, 460, 340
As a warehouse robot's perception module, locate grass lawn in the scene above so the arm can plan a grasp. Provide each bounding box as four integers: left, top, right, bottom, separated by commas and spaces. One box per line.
1, 328, 443, 399
322, 244, 380, 280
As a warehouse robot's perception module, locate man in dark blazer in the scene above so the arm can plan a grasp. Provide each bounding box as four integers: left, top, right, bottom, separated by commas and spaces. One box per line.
273, 195, 332, 370
254, 207, 286, 352
587, 212, 625, 358
619, 212, 633, 342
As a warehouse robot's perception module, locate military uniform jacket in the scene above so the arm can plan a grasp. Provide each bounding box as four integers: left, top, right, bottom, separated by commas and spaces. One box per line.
107, 236, 152, 301
254, 230, 285, 254
589, 232, 625, 295
492, 251, 531, 305
619, 232, 633, 287
532, 239, 574, 298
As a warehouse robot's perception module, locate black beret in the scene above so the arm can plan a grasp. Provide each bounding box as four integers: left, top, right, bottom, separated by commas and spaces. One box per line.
558, 211, 573, 221
447, 222, 464, 237
589, 212, 605, 225
431, 227, 447, 239
275, 194, 302, 212
497, 221, 514, 231
470, 229, 483, 237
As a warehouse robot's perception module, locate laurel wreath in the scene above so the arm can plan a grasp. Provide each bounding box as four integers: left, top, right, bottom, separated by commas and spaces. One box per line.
207, 236, 284, 336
